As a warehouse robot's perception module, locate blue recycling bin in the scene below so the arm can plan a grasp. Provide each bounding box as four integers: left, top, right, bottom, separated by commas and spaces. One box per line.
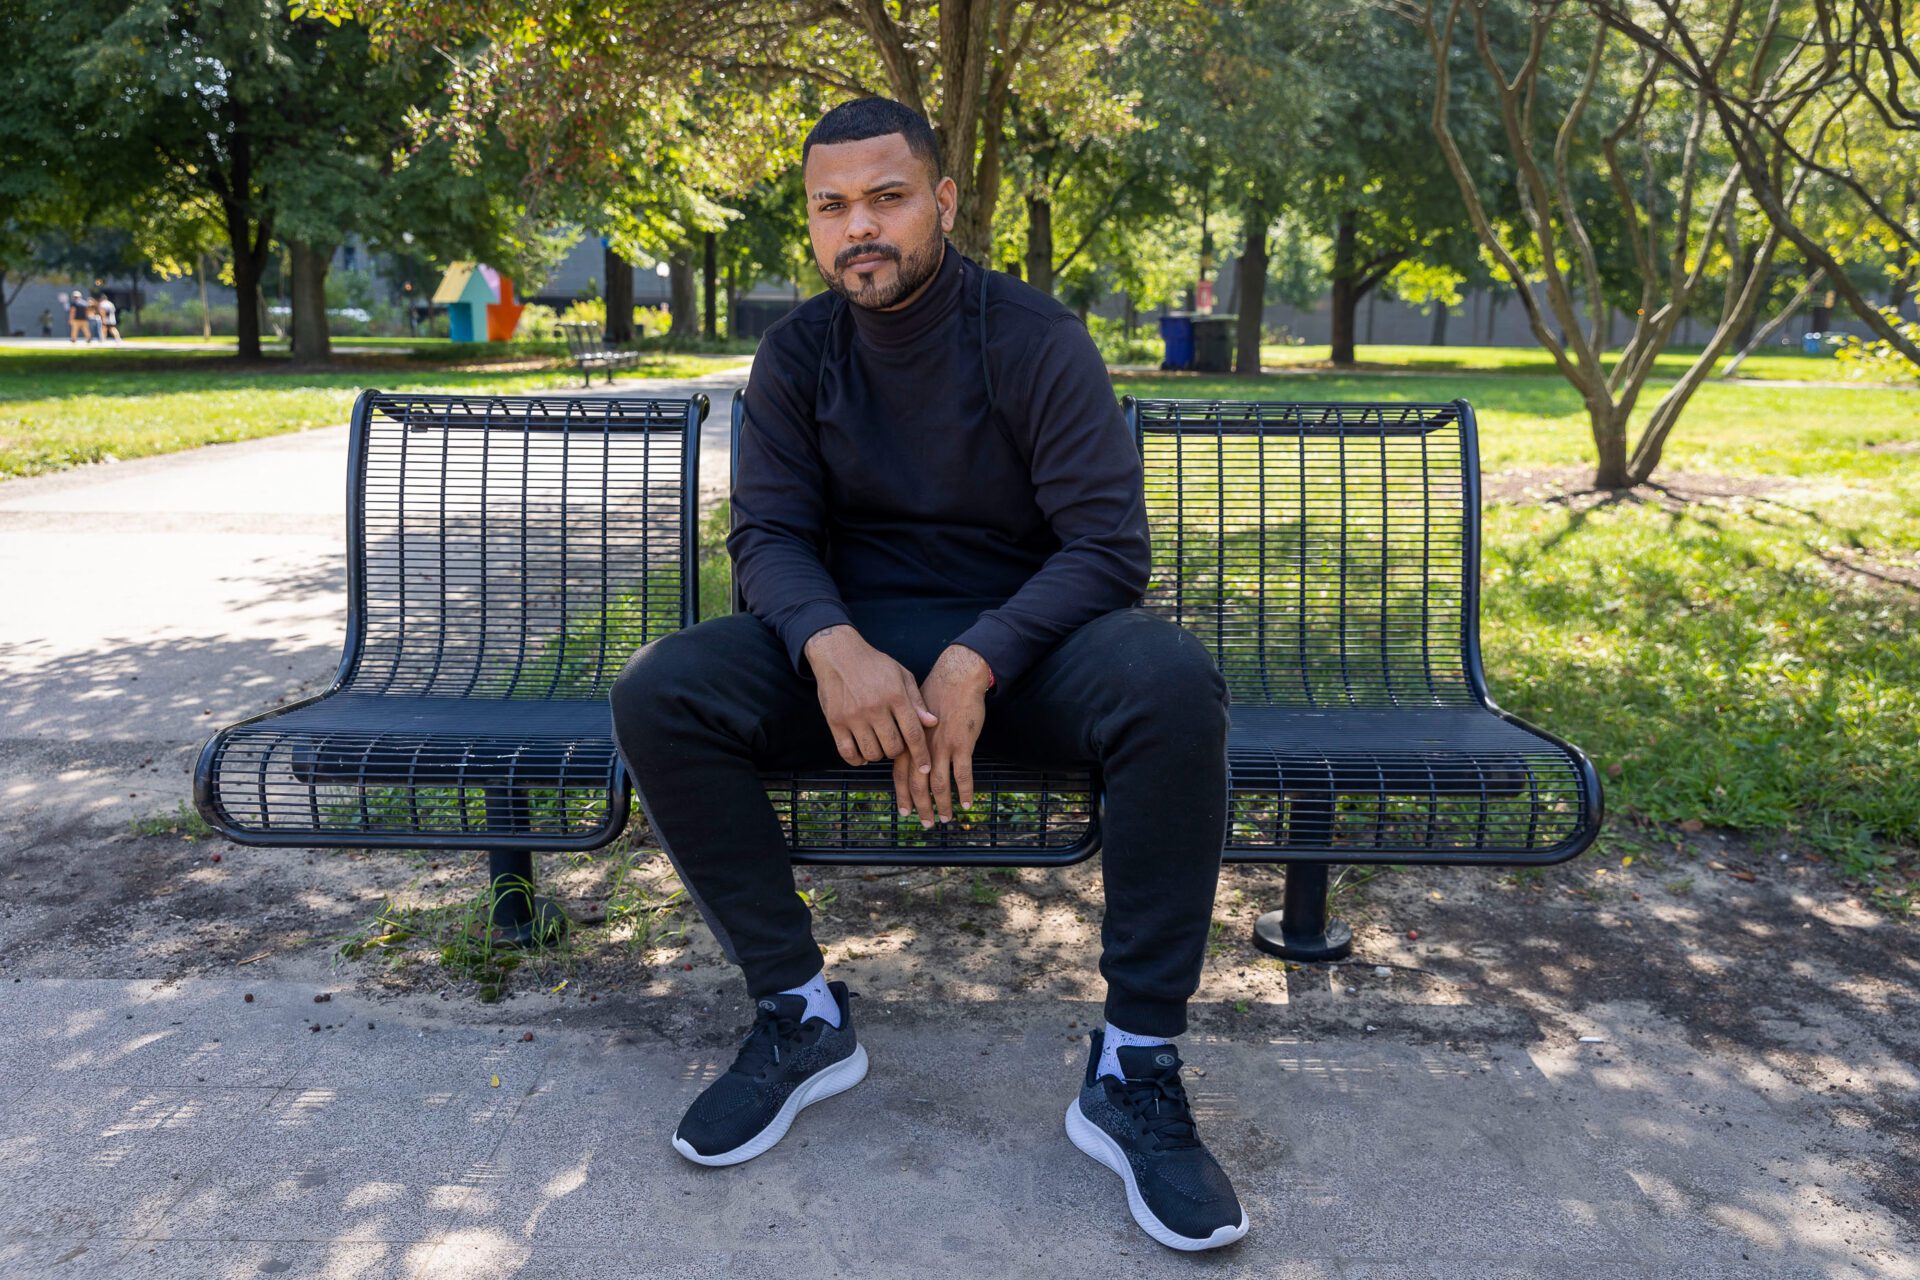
1801, 331, 1823, 354
1160, 313, 1195, 371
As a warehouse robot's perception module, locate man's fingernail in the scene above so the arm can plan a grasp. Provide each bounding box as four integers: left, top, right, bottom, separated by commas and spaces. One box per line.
898, 808, 910, 817
920, 765, 930, 773
920, 820, 933, 830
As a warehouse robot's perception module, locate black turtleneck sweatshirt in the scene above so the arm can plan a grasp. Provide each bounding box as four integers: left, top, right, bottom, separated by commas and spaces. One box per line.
727, 243, 1151, 690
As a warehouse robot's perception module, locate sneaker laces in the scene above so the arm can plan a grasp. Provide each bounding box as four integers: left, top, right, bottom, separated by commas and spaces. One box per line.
730, 1005, 805, 1080
1114, 1073, 1202, 1151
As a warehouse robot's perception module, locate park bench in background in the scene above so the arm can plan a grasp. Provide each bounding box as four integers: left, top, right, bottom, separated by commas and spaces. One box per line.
195, 392, 702, 943
734, 394, 1603, 958
556, 322, 642, 386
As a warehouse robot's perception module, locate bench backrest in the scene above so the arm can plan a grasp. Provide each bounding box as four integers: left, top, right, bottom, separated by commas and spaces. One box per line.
340, 392, 701, 700
556, 322, 605, 357
729, 394, 1484, 712
1128, 398, 1480, 709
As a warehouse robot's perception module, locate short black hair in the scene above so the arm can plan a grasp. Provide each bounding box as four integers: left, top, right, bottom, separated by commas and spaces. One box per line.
802, 97, 942, 182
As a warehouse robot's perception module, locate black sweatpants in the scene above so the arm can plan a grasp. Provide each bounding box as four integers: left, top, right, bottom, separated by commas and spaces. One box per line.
609, 598, 1229, 1038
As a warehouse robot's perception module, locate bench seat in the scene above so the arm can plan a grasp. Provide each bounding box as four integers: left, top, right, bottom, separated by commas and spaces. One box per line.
196, 392, 703, 868
734, 394, 1601, 872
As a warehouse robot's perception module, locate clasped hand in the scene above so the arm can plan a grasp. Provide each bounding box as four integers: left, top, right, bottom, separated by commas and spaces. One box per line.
802, 626, 991, 828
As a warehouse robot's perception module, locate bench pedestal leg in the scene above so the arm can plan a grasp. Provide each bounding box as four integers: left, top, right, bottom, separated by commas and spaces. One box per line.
1252, 862, 1353, 961
483, 790, 570, 948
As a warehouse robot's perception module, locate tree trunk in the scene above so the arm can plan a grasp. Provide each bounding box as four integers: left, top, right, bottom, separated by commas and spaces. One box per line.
726, 262, 737, 341
231, 241, 262, 358
604, 244, 634, 343
703, 232, 718, 340
197, 255, 212, 339
1588, 398, 1631, 488
289, 241, 333, 363
668, 250, 697, 337
1430, 300, 1449, 346
1122, 291, 1136, 339
224, 202, 271, 360
1329, 209, 1359, 366
1235, 197, 1270, 376
1025, 192, 1054, 295
0, 270, 9, 336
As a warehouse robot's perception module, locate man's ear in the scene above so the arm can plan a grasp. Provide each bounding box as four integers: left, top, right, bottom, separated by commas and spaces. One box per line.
935, 175, 958, 234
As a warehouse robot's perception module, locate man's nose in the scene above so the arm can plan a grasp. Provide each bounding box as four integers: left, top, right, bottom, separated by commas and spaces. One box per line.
845, 203, 881, 241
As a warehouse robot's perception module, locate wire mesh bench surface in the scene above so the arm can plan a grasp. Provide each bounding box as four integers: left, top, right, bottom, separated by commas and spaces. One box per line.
740, 394, 1599, 872
195, 392, 702, 853
1136, 398, 1599, 866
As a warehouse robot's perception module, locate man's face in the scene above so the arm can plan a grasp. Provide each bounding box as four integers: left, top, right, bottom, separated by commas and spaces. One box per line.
805, 132, 957, 311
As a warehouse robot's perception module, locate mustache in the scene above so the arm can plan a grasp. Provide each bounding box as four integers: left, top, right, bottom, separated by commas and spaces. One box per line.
835, 244, 902, 271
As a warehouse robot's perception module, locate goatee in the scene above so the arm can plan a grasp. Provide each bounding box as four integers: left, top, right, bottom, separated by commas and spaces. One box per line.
821, 234, 945, 310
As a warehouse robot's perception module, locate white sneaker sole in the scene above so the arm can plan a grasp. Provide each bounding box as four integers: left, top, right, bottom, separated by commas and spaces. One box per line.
672, 1043, 869, 1167
1065, 1098, 1250, 1251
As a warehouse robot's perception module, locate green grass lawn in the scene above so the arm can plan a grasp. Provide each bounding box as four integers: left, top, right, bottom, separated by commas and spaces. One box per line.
1255, 341, 1882, 383
1112, 365, 1920, 903
0, 345, 748, 478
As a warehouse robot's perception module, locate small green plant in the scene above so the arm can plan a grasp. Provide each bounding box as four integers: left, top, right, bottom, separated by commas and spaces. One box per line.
969, 872, 1001, 905
335, 866, 572, 1001
129, 800, 214, 841
1505, 865, 1549, 889
798, 884, 839, 912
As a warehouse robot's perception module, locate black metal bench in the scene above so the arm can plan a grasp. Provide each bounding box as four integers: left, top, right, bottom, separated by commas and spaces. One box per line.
732, 394, 1602, 957
194, 391, 703, 943
556, 322, 642, 386
196, 389, 1599, 960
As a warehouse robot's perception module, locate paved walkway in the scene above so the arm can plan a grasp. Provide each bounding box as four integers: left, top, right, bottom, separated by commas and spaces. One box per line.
1, 375, 1914, 1278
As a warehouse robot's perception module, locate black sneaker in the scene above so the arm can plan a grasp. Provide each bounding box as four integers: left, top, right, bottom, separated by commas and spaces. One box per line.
1065, 1030, 1249, 1250
671, 981, 867, 1166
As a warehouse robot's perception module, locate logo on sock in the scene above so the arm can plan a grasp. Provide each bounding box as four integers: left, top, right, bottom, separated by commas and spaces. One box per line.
758, 1000, 777, 1012
1155, 1052, 1176, 1067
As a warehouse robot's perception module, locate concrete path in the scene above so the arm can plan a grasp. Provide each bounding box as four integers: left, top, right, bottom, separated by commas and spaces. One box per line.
0, 368, 745, 840
1, 372, 1915, 1278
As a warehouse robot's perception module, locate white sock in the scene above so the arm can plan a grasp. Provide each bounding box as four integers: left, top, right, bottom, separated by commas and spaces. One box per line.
1098, 1022, 1171, 1081
777, 970, 840, 1027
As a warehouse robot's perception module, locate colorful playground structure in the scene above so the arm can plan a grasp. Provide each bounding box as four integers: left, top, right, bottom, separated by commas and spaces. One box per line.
431, 262, 525, 342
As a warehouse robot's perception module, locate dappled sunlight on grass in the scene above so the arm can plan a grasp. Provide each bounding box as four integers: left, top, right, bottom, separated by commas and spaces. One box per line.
1482, 495, 1920, 850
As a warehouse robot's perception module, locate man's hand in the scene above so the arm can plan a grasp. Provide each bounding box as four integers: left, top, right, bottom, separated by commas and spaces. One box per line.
804, 625, 939, 826
919, 644, 992, 823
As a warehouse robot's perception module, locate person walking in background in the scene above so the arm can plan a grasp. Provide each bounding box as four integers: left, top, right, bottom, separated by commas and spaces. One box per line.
67, 291, 89, 342
38, 307, 52, 338
86, 293, 105, 342
98, 293, 120, 342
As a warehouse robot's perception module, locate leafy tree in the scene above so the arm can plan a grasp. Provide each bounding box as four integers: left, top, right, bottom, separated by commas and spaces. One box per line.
1415, 0, 1823, 488
41, 3, 539, 359
1589, 0, 1920, 367
314, 0, 1155, 261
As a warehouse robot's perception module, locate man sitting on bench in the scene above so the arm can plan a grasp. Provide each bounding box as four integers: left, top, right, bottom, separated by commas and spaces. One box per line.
611, 96, 1246, 1252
